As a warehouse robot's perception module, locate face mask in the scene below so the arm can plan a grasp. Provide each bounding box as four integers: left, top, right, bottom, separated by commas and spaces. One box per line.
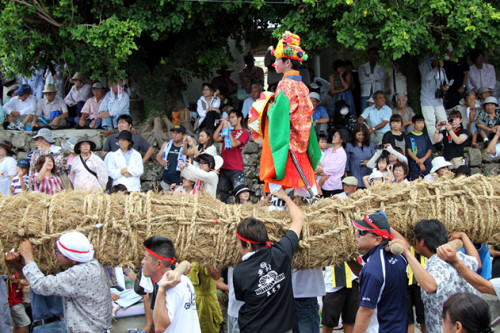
340, 107, 349, 116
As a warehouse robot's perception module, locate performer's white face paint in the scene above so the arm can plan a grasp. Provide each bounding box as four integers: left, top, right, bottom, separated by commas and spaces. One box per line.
274, 58, 291, 74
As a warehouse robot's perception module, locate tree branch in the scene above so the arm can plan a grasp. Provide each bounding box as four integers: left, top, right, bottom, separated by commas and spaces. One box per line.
12, 0, 62, 27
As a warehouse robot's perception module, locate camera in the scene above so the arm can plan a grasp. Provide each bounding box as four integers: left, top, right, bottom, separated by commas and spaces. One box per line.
375, 144, 385, 150
435, 88, 446, 99
437, 121, 447, 127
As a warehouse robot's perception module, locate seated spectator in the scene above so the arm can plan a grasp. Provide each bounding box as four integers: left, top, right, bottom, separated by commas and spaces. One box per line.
3, 84, 37, 131
333, 176, 358, 199
357, 91, 392, 144
77, 82, 106, 129
197, 83, 221, 132
452, 90, 481, 147
362, 169, 386, 188
454, 165, 471, 178
382, 114, 406, 152
102, 114, 154, 164
331, 100, 357, 134
171, 173, 196, 195
62, 137, 78, 179
317, 129, 348, 197
434, 110, 468, 169
214, 110, 249, 203
70, 136, 108, 191
239, 53, 264, 96
241, 84, 262, 119
234, 184, 251, 204
110, 184, 129, 194
179, 153, 219, 198
477, 86, 493, 105
31, 84, 68, 130
392, 161, 409, 184
182, 128, 217, 162
345, 123, 375, 188
476, 97, 500, 144
107, 130, 144, 192
211, 67, 238, 96
30, 155, 63, 194
10, 158, 29, 195
310, 92, 330, 138
64, 72, 92, 123
156, 124, 186, 192
406, 115, 433, 180
486, 126, 500, 158
392, 94, 415, 134
423, 156, 452, 182
100, 80, 130, 133
28, 128, 64, 184
467, 49, 496, 93
442, 293, 492, 333
0, 140, 17, 195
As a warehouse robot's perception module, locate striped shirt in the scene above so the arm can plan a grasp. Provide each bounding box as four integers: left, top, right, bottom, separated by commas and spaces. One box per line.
10, 175, 29, 195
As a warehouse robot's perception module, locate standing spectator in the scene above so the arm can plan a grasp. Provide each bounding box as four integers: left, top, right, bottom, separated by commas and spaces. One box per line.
387, 64, 408, 106
70, 136, 108, 191
358, 48, 387, 112
233, 189, 303, 333
197, 83, 222, 132
30, 155, 63, 195
32, 84, 68, 130
7, 272, 30, 333
10, 159, 29, 195
467, 49, 496, 93
392, 94, 415, 134
419, 54, 449, 143
241, 84, 262, 119
406, 115, 433, 180
0, 273, 12, 332
4, 84, 37, 131
99, 80, 130, 133
77, 82, 106, 129
214, 110, 249, 203
64, 72, 92, 124
107, 130, 144, 192
102, 114, 154, 164
182, 128, 217, 162
329, 59, 356, 116
433, 110, 468, 169
357, 91, 392, 144
390, 220, 480, 333
317, 129, 348, 197
443, 47, 469, 109
0, 140, 17, 195
345, 123, 375, 188
140, 236, 201, 333
348, 212, 408, 333
382, 114, 406, 152
156, 124, 186, 192
239, 53, 264, 95
442, 293, 492, 333
310, 92, 330, 137
18, 232, 112, 332
476, 96, 500, 144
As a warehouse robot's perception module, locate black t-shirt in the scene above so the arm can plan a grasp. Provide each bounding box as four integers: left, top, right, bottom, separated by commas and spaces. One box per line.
103, 133, 151, 153
233, 230, 299, 333
441, 127, 468, 160
382, 131, 406, 152
162, 145, 181, 185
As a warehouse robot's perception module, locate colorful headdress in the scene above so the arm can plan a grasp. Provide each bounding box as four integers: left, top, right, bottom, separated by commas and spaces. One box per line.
271, 31, 308, 62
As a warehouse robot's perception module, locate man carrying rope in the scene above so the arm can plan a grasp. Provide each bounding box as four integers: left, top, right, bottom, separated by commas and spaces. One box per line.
18, 231, 111, 332
233, 189, 303, 332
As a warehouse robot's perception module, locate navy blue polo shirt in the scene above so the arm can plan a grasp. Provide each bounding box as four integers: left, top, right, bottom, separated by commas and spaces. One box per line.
359, 244, 408, 332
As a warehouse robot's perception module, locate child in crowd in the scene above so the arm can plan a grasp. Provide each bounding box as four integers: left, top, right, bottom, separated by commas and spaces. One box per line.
318, 134, 328, 160
433, 110, 468, 170
382, 114, 406, 152
10, 159, 30, 195
7, 272, 31, 332
367, 144, 407, 169
363, 169, 386, 188
234, 184, 251, 204
406, 115, 433, 180
392, 161, 409, 183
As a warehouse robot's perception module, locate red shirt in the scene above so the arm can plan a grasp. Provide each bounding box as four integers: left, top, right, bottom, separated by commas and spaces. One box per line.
221, 128, 249, 171
8, 273, 23, 307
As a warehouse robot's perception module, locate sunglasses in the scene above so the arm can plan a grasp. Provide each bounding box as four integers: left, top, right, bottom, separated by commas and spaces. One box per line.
358, 230, 374, 237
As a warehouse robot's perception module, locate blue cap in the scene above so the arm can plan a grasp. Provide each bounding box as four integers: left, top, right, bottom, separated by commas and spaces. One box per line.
14, 84, 31, 96
17, 158, 30, 169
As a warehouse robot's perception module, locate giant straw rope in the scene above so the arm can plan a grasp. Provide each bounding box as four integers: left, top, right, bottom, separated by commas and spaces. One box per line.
1, 174, 499, 274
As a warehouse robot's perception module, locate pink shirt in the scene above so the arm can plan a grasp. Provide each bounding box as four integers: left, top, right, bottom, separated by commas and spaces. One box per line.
81, 96, 104, 120
70, 153, 108, 191
320, 146, 347, 191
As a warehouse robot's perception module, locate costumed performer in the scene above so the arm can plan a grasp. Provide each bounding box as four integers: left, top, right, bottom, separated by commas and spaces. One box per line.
251, 31, 321, 209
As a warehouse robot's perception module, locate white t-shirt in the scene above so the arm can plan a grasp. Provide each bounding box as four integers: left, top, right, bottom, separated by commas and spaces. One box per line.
227, 267, 244, 318
292, 269, 326, 298
0, 157, 17, 195
160, 274, 201, 333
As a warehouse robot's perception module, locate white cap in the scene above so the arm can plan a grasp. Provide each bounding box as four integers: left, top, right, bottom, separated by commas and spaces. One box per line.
309, 92, 320, 101
56, 231, 94, 263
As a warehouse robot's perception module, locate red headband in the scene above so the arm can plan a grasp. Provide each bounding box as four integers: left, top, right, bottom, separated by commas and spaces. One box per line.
362, 216, 394, 240
57, 240, 90, 254
146, 248, 176, 264
236, 232, 271, 248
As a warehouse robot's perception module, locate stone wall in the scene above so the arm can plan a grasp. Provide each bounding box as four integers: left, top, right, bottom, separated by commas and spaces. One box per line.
3, 129, 499, 198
